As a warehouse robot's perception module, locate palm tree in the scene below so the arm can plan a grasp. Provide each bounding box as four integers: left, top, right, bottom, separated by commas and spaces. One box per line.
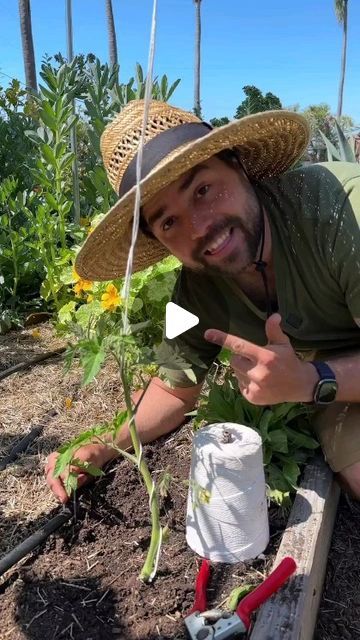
105, 0, 118, 67
18, 0, 37, 93
65, 0, 80, 224
335, 0, 348, 118
193, 0, 202, 118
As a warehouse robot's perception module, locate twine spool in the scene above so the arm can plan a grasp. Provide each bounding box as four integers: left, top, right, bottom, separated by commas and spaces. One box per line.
186, 422, 269, 563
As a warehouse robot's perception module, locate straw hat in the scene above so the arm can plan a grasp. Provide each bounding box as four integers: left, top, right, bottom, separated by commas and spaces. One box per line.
75, 100, 310, 281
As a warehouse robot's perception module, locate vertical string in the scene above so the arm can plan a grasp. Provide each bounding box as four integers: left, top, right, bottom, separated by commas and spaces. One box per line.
121, 0, 158, 333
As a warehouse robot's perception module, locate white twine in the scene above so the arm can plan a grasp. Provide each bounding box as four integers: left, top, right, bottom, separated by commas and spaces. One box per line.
119, 0, 162, 581
121, 0, 158, 333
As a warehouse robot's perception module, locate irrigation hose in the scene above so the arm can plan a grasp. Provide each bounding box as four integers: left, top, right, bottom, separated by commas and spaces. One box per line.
0, 508, 72, 578
0, 347, 66, 383
0, 409, 58, 472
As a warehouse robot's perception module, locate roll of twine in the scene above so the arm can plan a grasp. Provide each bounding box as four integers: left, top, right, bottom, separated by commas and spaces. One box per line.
186, 423, 269, 563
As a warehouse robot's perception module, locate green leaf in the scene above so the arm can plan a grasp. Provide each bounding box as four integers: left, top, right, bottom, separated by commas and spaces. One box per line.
25, 130, 42, 145
282, 460, 300, 488
130, 297, 143, 313
319, 131, 341, 162
71, 459, 105, 477
75, 301, 103, 328
266, 463, 292, 492
64, 471, 79, 496
112, 409, 129, 439
40, 102, 57, 130
166, 78, 181, 100
58, 301, 77, 324
233, 395, 245, 422
41, 144, 57, 168
266, 488, 291, 507
284, 426, 319, 450
81, 343, 106, 385
257, 410, 273, 440
44, 192, 58, 210
334, 120, 357, 162
268, 429, 288, 453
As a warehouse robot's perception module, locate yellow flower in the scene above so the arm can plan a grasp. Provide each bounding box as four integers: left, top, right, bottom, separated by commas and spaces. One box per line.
87, 293, 94, 304
73, 279, 93, 297
65, 397, 73, 410
72, 267, 80, 282
88, 225, 95, 235
101, 283, 121, 311
72, 267, 93, 296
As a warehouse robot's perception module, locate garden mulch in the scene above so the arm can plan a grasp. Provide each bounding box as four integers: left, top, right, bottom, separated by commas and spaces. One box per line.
314, 494, 360, 640
0, 322, 359, 639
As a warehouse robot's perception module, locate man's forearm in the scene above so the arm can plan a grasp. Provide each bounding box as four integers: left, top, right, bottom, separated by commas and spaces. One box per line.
324, 350, 360, 403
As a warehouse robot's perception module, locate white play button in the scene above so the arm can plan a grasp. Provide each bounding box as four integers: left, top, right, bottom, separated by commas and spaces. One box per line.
165, 302, 199, 339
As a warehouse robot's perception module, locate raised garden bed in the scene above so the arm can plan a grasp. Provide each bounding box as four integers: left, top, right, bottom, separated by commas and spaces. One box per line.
0, 323, 358, 640
0, 424, 288, 639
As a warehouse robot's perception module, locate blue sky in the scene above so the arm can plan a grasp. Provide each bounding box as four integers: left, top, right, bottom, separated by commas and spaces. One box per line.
1, 0, 359, 123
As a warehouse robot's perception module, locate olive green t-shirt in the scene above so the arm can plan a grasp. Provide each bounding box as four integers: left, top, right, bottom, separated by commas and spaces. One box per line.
157, 162, 360, 387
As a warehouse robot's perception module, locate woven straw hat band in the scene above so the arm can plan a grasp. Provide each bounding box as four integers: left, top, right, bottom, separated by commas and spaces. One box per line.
100, 100, 202, 194
118, 121, 213, 197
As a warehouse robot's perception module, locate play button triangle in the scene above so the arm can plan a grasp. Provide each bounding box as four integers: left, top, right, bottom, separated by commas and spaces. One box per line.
165, 302, 199, 339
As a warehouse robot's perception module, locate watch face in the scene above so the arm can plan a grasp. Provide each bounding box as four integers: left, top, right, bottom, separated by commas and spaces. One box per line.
315, 379, 338, 404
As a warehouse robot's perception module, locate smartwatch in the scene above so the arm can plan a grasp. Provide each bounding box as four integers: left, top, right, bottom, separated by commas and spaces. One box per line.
309, 360, 338, 405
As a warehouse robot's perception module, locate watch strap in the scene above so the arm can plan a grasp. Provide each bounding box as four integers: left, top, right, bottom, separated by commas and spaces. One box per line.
309, 360, 336, 381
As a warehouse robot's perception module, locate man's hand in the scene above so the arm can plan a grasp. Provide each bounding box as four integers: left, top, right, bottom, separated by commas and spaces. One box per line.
45, 444, 116, 504
204, 313, 318, 405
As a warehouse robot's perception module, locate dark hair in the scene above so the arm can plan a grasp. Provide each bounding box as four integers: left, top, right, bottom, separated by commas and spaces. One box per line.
139, 148, 244, 239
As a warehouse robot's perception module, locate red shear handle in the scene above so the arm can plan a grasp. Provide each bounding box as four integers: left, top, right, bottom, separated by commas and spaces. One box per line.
188, 559, 211, 615
237, 556, 296, 628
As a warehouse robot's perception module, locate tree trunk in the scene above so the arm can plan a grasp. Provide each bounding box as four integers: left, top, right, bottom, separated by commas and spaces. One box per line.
18, 0, 37, 93
337, 0, 348, 118
66, 0, 80, 224
194, 0, 202, 118
105, 0, 118, 67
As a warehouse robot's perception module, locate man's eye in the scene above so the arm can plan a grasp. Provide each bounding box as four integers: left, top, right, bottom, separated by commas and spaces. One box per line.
196, 184, 210, 198
162, 217, 175, 231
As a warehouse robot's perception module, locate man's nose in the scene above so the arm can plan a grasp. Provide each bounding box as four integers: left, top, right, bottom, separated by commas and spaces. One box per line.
188, 210, 215, 241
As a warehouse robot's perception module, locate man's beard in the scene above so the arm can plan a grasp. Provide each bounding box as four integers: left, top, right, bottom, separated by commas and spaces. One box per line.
188, 201, 263, 278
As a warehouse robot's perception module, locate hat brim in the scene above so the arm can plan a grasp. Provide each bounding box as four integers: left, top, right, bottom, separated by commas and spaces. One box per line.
75, 110, 310, 281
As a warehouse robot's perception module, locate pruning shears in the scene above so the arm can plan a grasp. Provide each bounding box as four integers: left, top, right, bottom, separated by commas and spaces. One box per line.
184, 556, 296, 639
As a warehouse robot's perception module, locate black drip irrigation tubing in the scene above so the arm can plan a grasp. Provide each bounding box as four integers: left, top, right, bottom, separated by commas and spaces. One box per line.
0, 507, 73, 578
0, 347, 66, 383
0, 409, 58, 472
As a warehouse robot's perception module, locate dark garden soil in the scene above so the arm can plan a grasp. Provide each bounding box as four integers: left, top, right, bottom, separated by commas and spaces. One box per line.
0, 424, 286, 640
2, 325, 360, 639
315, 494, 360, 640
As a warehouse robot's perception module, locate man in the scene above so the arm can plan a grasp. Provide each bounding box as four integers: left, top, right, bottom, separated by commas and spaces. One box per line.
46, 99, 360, 503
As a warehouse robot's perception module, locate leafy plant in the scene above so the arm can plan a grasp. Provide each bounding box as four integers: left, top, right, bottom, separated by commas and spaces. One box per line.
190, 368, 319, 506
54, 304, 197, 582
320, 118, 358, 162
0, 177, 43, 327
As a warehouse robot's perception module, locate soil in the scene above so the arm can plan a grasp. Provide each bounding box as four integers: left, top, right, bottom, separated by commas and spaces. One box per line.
0, 425, 285, 640
1, 322, 360, 639
315, 494, 360, 640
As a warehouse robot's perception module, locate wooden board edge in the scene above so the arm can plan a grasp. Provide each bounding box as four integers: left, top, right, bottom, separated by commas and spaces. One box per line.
250, 455, 340, 640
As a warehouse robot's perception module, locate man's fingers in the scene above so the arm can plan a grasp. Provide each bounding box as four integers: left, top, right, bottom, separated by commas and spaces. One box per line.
265, 313, 290, 345
230, 354, 253, 376
45, 455, 90, 503
46, 474, 69, 504
204, 329, 260, 361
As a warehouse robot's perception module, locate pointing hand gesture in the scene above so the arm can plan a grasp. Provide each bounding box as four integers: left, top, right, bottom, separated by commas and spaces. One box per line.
204, 314, 317, 405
